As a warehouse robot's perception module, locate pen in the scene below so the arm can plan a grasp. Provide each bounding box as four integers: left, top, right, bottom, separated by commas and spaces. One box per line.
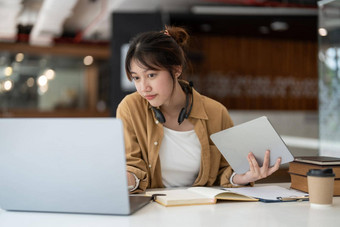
276, 196, 309, 202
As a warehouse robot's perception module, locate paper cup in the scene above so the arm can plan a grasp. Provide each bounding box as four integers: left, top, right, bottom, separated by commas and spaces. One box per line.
307, 168, 335, 207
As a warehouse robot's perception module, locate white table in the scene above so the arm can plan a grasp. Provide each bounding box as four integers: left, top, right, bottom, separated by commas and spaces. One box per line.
1, 183, 340, 227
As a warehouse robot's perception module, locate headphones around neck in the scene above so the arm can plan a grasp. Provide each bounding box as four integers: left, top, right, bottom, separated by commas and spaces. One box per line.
151, 81, 193, 125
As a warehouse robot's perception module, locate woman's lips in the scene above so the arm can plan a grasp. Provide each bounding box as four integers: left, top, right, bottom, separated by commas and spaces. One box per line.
145, 95, 156, 100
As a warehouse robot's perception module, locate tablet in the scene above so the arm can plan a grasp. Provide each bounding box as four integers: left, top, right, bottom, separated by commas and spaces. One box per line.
210, 116, 294, 174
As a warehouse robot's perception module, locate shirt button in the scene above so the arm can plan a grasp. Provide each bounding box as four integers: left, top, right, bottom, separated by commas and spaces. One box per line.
155, 120, 159, 124
149, 164, 152, 168
154, 141, 158, 146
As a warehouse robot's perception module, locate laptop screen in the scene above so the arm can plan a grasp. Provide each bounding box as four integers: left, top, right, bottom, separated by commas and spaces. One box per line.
0, 118, 137, 215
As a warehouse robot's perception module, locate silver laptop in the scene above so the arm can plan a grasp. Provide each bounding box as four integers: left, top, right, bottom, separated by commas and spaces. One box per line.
0, 118, 151, 215
210, 116, 294, 174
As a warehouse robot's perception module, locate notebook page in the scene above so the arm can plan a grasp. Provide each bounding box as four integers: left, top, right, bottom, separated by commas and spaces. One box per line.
224, 185, 308, 201
188, 187, 224, 198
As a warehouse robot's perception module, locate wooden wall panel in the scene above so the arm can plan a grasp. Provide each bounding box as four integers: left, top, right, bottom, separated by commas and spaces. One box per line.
187, 36, 318, 110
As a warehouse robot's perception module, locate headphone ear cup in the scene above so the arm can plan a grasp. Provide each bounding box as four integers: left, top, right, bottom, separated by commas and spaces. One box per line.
152, 107, 166, 123
178, 108, 186, 125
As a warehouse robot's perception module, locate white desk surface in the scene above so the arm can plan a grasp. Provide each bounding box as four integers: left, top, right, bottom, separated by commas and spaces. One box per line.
1, 183, 340, 227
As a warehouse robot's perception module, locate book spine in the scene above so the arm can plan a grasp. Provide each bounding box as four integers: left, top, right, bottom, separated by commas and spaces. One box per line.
290, 174, 308, 193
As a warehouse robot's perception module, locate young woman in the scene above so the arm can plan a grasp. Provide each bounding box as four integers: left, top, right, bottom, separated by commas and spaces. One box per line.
116, 26, 281, 193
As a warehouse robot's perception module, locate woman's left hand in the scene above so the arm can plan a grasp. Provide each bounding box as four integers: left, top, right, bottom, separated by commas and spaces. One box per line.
232, 150, 281, 185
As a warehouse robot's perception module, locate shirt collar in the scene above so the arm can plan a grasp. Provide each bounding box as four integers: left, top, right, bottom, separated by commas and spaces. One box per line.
188, 88, 208, 120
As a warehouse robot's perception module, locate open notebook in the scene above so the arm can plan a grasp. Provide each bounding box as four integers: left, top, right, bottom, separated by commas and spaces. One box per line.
146, 185, 308, 207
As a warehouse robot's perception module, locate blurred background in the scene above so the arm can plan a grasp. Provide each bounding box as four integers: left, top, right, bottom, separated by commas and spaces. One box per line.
0, 0, 339, 180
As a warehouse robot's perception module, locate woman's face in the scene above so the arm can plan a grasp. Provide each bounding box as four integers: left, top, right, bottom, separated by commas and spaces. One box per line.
130, 59, 174, 107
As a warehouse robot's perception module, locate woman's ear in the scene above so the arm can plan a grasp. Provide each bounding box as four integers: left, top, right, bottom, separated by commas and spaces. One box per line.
173, 66, 182, 78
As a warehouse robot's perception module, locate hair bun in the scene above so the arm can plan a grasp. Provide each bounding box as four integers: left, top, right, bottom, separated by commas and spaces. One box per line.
165, 25, 189, 48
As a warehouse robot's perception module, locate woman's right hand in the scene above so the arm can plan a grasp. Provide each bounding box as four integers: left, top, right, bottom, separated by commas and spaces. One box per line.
232, 150, 281, 185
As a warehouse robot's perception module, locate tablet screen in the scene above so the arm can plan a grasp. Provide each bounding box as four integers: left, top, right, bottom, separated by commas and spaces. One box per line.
210, 116, 294, 174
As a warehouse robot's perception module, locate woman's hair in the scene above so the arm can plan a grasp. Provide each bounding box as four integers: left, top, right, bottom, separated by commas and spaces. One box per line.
125, 25, 189, 81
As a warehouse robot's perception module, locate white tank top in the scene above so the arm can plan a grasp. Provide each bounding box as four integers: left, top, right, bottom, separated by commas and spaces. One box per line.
159, 127, 201, 187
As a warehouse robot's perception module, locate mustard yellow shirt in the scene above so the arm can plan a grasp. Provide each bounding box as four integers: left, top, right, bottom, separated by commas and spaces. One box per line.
116, 87, 235, 193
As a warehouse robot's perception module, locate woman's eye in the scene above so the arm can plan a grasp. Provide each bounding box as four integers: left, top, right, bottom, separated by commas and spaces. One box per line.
132, 76, 139, 81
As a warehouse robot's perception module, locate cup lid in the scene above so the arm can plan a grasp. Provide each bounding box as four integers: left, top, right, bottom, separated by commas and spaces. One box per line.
307, 168, 335, 177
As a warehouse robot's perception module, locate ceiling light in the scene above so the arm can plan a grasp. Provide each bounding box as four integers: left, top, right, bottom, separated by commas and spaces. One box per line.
4, 80, 13, 91
38, 84, 48, 95
319, 28, 328, 36
4, 66, 13, 76
83, 55, 94, 66
26, 77, 35, 87
37, 75, 48, 86
15, 53, 24, 62
44, 69, 55, 80
191, 6, 317, 16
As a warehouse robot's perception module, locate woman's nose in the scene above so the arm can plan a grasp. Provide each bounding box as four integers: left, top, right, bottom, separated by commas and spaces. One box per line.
140, 79, 151, 92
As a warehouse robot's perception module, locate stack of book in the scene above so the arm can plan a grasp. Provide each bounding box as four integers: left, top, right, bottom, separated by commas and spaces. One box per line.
289, 156, 340, 196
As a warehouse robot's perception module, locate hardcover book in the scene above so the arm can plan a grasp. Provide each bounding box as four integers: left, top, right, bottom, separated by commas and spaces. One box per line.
289, 161, 340, 178
294, 156, 340, 166
290, 173, 340, 196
